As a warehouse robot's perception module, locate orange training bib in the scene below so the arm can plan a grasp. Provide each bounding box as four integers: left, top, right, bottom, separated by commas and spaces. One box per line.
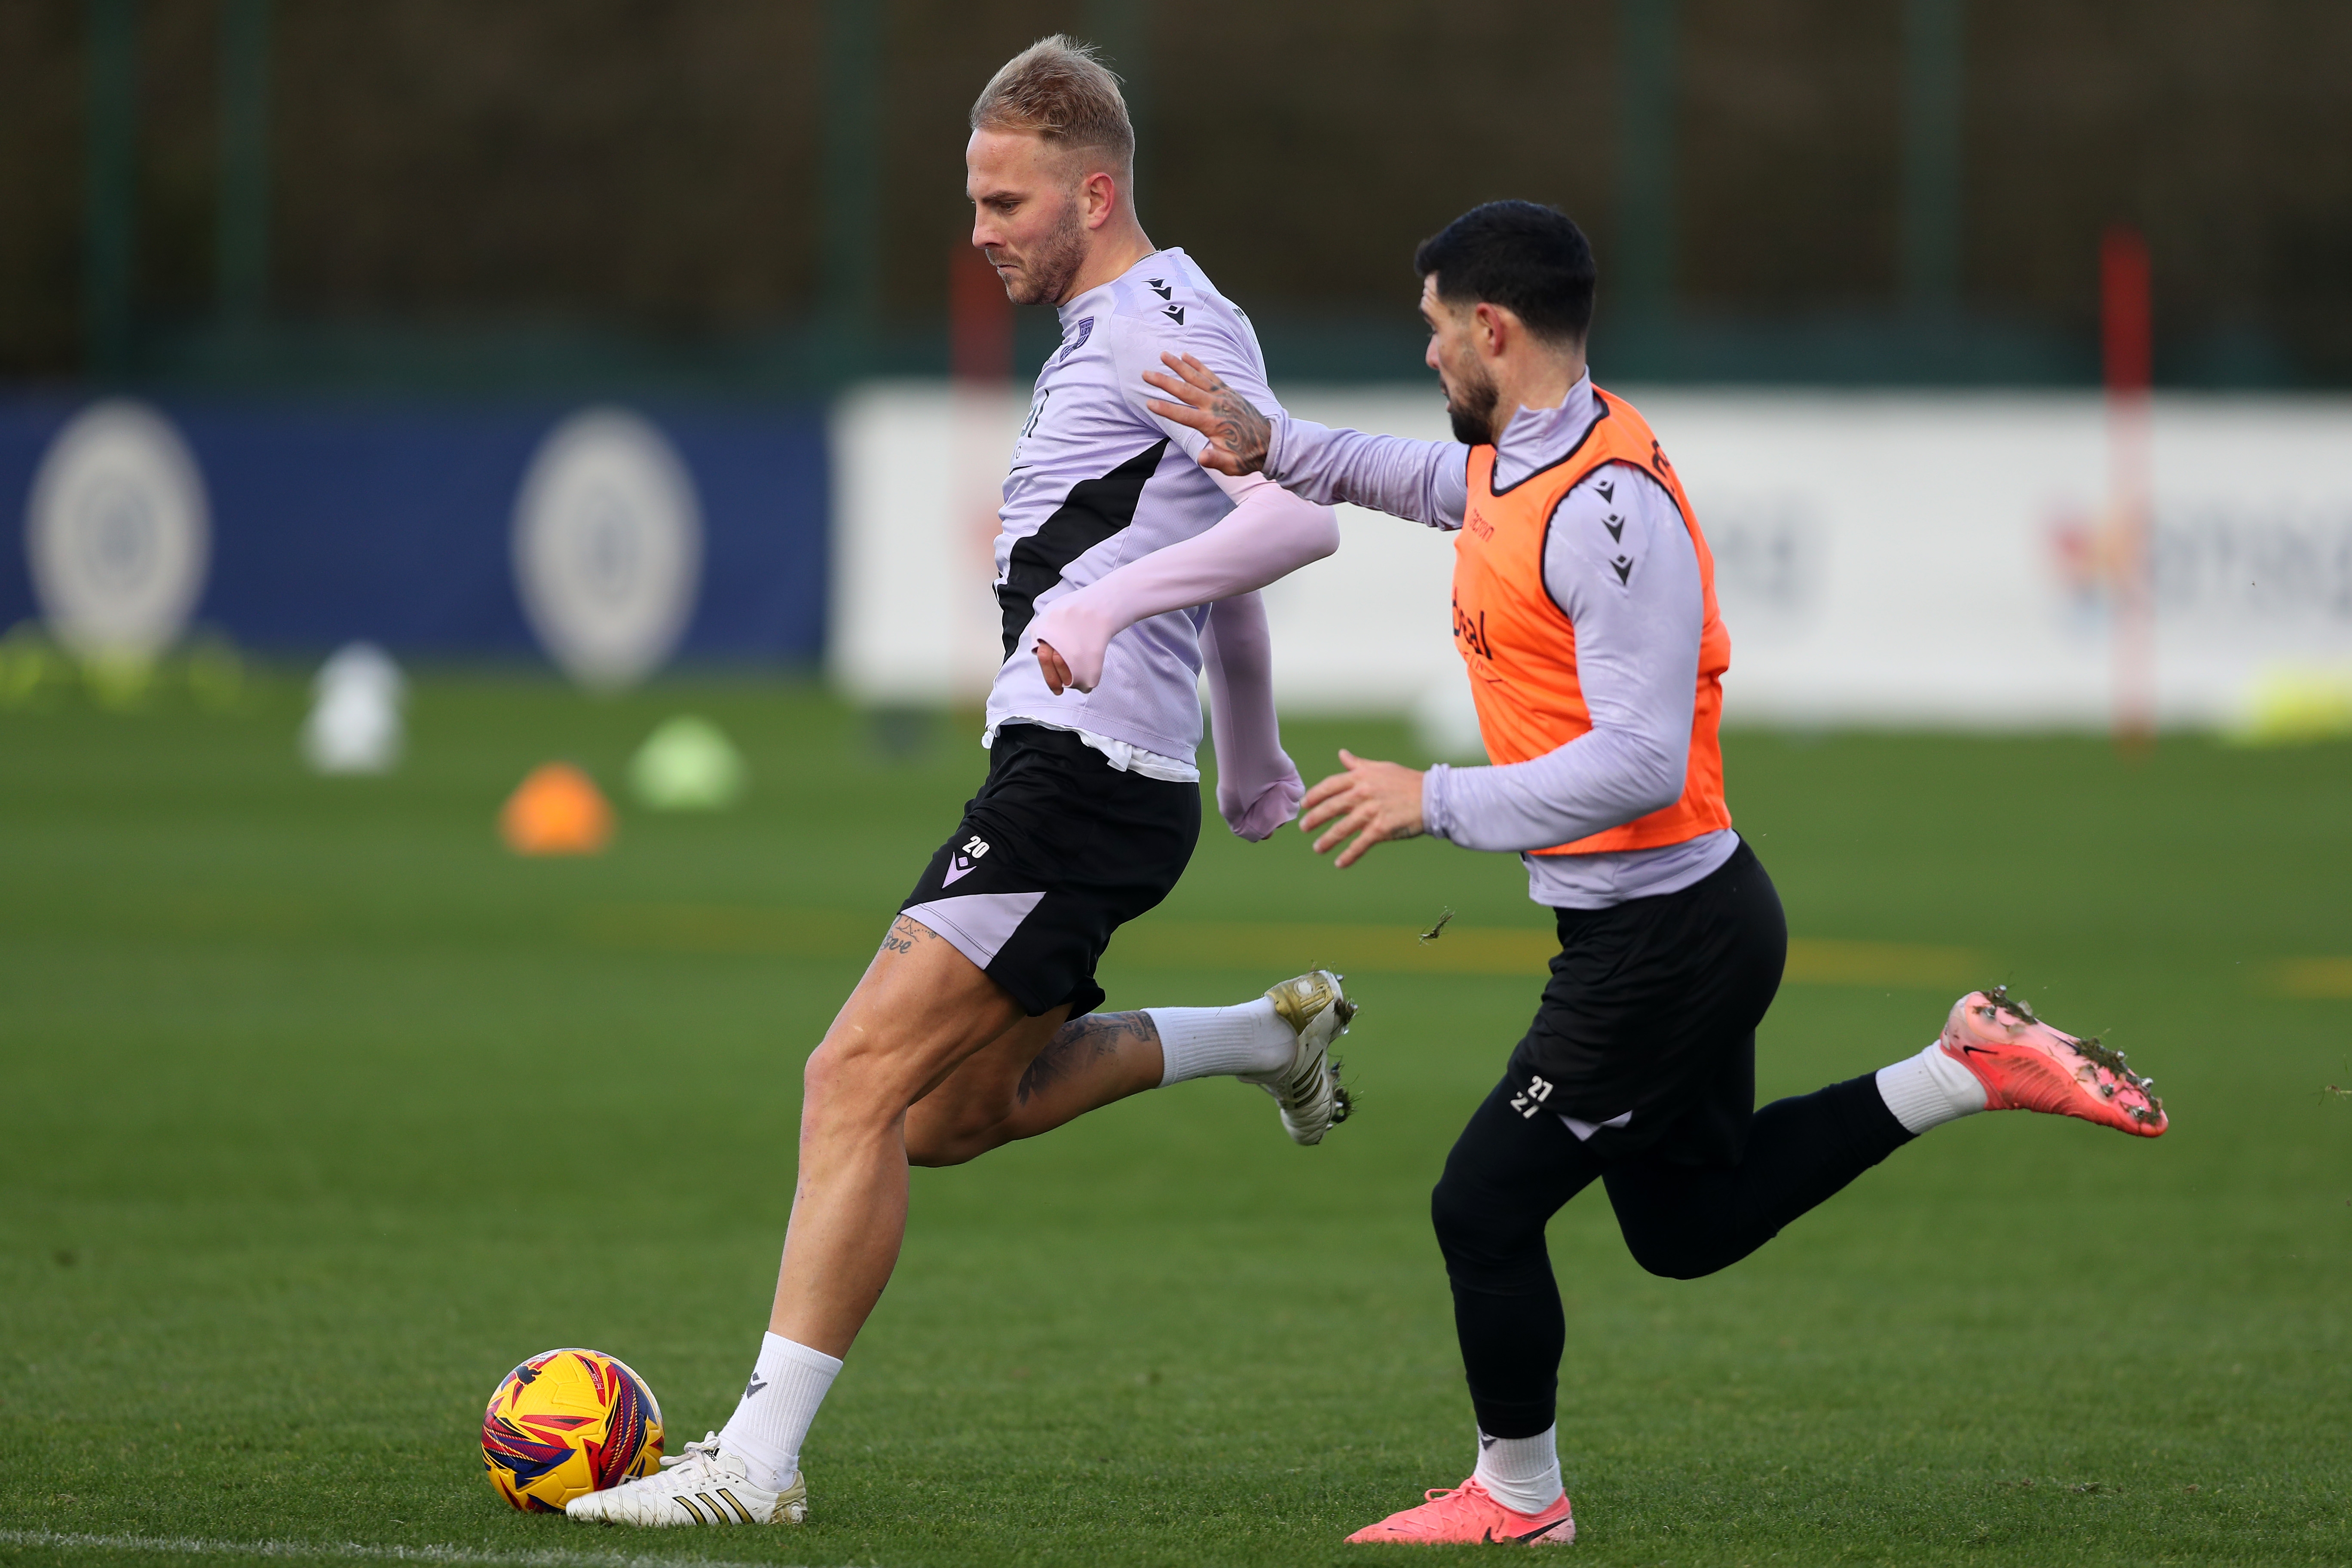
1450, 387, 1732, 855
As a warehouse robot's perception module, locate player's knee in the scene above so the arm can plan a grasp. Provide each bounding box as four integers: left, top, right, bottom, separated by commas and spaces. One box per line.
1431, 1172, 1542, 1287
800, 1041, 845, 1106
800, 1038, 903, 1130
1430, 1172, 1471, 1244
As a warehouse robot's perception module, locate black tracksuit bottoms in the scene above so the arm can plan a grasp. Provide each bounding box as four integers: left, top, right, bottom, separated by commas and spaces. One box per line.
1431, 840, 1916, 1439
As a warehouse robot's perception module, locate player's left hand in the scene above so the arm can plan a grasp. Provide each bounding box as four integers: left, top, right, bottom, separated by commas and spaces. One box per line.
1035, 640, 1079, 694
1300, 748, 1426, 867
1028, 593, 1118, 694
1219, 751, 1304, 842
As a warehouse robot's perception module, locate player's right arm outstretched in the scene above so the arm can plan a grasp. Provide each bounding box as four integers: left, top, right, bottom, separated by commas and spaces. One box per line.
1144, 351, 1470, 530
1031, 344, 1471, 694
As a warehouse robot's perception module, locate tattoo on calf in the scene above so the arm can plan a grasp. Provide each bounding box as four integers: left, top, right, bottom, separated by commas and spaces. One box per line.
1017, 1010, 1161, 1105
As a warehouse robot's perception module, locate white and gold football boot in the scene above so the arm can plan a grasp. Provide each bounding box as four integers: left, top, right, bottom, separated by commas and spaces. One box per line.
1241, 969, 1356, 1145
566, 1433, 806, 1527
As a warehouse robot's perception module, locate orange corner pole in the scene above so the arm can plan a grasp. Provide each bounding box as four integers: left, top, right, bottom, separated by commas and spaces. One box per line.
949, 245, 1017, 701
2101, 225, 2154, 753
950, 245, 1014, 387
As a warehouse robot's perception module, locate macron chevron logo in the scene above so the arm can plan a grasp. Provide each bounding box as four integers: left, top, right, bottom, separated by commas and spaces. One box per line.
942, 835, 991, 887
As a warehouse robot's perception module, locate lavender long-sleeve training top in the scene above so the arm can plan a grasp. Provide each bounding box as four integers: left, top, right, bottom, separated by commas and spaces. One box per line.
986, 248, 1289, 773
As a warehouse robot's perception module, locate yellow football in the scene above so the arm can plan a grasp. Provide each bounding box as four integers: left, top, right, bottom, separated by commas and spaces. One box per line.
481, 1348, 664, 1512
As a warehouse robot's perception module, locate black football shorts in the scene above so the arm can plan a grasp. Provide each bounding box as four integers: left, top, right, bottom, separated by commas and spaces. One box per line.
1501, 839, 1788, 1167
900, 723, 1200, 1020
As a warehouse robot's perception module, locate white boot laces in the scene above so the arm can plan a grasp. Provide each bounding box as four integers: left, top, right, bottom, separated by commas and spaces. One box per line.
658, 1433, 726, 1478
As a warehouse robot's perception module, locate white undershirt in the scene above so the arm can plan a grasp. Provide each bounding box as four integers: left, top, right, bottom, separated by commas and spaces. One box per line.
979, 717, 1200, 783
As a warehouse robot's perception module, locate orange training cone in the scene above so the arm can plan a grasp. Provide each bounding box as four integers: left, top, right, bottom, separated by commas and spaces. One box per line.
500, 762, 614, 855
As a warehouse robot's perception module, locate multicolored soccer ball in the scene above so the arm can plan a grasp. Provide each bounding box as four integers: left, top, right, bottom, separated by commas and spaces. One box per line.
482, 1348, 665, 1512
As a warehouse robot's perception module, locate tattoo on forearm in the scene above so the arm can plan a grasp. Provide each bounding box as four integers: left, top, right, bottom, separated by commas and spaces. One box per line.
1017, 1010, 1160, 1105
881, 915, 933, 956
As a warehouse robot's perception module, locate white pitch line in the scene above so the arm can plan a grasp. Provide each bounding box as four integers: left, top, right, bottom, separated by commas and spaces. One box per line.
0, 1529, 845, 1568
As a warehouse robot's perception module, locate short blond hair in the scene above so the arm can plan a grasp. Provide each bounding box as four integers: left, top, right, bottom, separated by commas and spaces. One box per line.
969, 35, 1135, 177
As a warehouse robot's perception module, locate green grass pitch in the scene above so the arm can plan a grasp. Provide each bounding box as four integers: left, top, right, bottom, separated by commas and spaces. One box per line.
3, 674, 2348, 1568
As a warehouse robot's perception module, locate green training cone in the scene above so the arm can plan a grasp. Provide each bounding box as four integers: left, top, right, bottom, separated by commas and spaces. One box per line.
628, 714, 747, 811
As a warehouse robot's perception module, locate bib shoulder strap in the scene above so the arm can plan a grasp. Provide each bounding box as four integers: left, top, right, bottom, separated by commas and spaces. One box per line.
1466, 442, 1498, 496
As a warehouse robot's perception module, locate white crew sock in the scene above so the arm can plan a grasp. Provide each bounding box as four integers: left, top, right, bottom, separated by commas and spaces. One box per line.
716, 1332, 841, 1491
1145, 998, 1294, 1085
1474, 1425, 1565, 1516
1874, 1038, 1990, 1135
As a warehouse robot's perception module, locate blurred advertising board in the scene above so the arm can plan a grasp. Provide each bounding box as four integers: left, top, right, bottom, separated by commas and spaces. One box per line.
828, 384, 2352, 732
1, 399, 829, 679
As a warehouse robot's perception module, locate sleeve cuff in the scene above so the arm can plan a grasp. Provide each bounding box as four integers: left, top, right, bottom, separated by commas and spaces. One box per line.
1421, 763, 1454, 843
1262, 413, 1289, 482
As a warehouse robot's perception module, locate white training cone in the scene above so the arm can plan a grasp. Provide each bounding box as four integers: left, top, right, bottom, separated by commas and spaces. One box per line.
302, 642, 405, 775
1412, 676, 1487, 763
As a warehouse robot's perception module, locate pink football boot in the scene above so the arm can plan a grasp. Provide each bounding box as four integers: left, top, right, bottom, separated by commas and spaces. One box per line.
1941, 986, 2166, 1136
1344, 1478, 1575, 1546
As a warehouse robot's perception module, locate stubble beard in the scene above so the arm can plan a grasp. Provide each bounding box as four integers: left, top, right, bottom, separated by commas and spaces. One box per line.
1444, 360, 1501, 446
1000, 196, 1088, 307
